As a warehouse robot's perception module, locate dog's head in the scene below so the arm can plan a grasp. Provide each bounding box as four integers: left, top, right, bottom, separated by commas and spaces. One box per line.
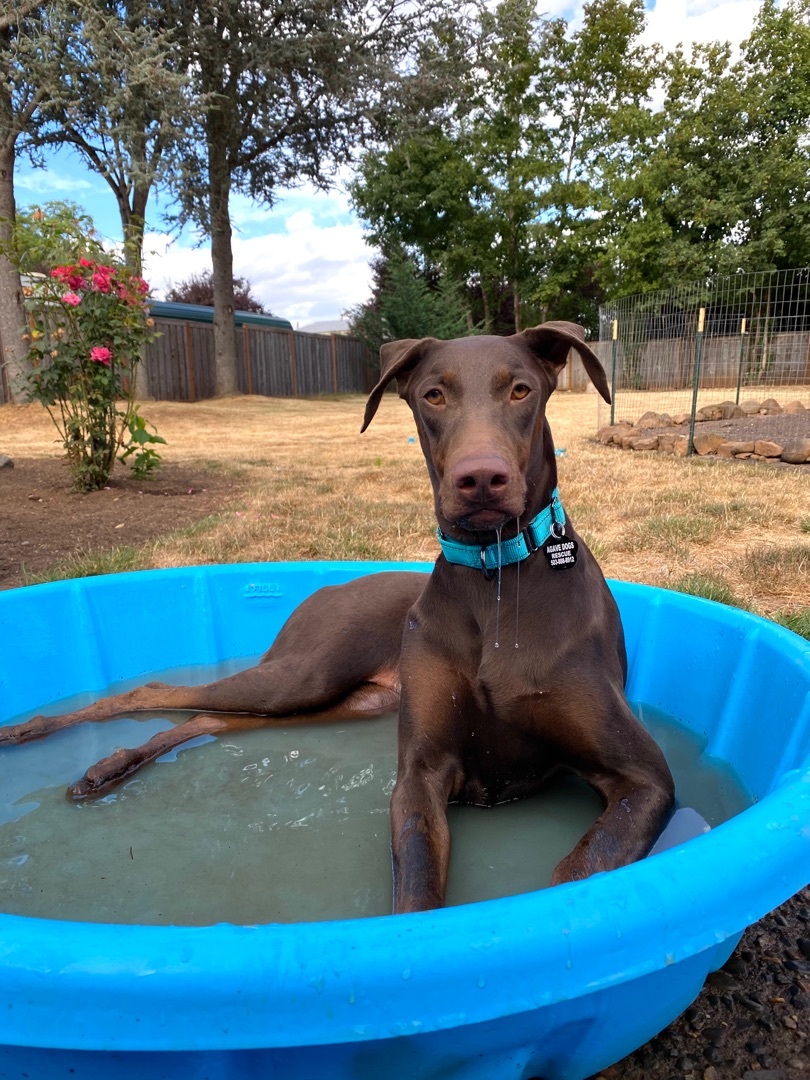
362, 322, 610, 537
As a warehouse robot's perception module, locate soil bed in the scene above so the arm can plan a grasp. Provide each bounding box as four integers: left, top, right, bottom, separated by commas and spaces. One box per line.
0, 457, 242, 589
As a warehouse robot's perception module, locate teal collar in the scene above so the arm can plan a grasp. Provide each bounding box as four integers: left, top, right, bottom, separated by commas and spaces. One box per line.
437, 488, 566, 575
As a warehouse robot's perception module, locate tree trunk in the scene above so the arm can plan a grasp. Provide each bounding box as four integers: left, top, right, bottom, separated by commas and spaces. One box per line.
208, 119, 239, 396
0, 137, 28, 403
121, 182, 152, 399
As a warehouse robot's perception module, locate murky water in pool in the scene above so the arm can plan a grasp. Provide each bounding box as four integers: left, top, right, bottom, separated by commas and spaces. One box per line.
0, 662, 752, 925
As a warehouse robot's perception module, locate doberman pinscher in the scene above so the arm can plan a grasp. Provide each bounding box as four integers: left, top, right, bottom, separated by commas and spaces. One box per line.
0, 321, 675, 914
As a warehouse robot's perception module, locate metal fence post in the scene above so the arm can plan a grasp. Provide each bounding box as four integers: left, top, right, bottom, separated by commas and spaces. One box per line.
687, 307, 706, 456
609, 319, 618, 425
734, 317, 747, 404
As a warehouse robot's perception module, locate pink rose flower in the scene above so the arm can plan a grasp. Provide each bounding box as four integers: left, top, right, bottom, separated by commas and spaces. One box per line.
91, 269, 113, 293
62, 292, 82, 306
79, 257, 95, 268
90, 346, 112, 366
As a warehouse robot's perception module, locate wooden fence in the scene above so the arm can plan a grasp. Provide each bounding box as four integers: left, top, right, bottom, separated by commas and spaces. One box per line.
144, 319, 377, 401
0, 320, 601, 405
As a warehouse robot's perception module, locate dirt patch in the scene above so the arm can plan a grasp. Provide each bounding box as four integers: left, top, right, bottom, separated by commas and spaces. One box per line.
688, 411, 810, 444
0, 457, 243, 589
599, 887, 810, 1079
651, 411, 810, 450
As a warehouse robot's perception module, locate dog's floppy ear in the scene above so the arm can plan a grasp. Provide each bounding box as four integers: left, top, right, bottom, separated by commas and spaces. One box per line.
361, 338, 437, 432
517, 320, 611, 404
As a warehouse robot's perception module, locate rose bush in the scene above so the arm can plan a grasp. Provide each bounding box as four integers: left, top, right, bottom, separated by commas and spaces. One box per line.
23, 257, 164, 491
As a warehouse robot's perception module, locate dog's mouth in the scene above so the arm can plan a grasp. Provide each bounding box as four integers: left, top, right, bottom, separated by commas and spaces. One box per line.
455, 507, 515, 532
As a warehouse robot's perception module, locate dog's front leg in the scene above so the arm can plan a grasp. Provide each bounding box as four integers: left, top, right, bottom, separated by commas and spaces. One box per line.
389, 645, 468, 913
390, 762, 455, 914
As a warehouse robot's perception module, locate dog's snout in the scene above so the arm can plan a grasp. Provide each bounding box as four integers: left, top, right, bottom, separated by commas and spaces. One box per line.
451, 455, 512, 501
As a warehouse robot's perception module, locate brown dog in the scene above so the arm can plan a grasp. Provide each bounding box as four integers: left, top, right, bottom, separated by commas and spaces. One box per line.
0, 321, 675, 914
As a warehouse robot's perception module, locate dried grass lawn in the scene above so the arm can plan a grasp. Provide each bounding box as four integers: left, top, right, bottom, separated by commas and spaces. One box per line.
1, 392, 808, 626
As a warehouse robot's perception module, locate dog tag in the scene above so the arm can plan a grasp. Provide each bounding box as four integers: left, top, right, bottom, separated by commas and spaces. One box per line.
542, 534, 578, 570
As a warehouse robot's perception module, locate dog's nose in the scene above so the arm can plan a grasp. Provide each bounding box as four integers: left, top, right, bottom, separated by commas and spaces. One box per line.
451, 455, 512, 502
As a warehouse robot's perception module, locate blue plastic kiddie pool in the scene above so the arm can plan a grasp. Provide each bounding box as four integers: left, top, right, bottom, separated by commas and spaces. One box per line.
1, 562, 808, 1080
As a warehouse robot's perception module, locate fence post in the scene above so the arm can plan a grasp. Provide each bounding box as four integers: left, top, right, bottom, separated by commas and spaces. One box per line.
184, 321, 197, 402
734, 317, 747, 404
687, 307, 706, 456
243, 325, 253, 395
609, 318, 618, 425
330, 334, 338, 394
288, 330, 298, 397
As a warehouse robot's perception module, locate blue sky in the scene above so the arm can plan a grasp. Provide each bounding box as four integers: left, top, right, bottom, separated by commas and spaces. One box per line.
14, 0, 765, 327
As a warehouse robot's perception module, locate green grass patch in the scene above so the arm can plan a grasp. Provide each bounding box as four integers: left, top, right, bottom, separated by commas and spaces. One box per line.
772, 608, 810, 641
700, 499, 771, 528
623, 513, 716, 553
21, 545, 147, 586
172, 513, 228, 539
671, 572, 747, 609
578, 532, 609, 561
736, 543, 810, 588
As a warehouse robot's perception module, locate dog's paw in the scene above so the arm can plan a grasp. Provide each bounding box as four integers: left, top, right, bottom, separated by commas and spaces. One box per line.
0, 714, 52, 745
67, 747, 143, 801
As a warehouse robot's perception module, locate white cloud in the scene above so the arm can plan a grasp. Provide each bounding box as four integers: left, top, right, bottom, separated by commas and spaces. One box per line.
642, 0, 762, 52
16, 168, 100, 197
143, 206, 374, 325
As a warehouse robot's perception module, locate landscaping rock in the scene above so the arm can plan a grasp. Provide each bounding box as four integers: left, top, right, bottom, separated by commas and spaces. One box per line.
754, 439, 785, 458
627, 435, 659, 451
781, 438, 810, 464
634, 411, 664, 429
697, 404, 725, 421
0, 456, 13, 469
597, 424, 624, 444
693, 433, 728, 455
596, 404, 809, 467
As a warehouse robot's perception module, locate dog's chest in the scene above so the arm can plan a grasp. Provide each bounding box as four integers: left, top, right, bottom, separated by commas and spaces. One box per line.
452, 677, 562, 805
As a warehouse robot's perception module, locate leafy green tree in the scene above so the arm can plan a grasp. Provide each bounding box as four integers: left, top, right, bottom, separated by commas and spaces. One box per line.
171, 0, 472, 397
350, 0, 549, 333
733, 0, 810, 270
350, 0, 661, 334
347, 248, 470, 355
41, 0, 191, 275
530, 0, 661, 326
602, 0, 810, 294
0, 0, 74, 401
14, 200, 105, 274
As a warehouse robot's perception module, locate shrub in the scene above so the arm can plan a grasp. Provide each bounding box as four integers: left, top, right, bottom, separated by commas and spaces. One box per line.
23, 257, 164, 491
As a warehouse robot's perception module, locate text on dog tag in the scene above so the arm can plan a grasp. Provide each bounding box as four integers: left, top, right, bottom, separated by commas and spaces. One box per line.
542, 535, 578, 570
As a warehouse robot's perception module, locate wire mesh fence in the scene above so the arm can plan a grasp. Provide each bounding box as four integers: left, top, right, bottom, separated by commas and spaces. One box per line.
597, 268, 810, 462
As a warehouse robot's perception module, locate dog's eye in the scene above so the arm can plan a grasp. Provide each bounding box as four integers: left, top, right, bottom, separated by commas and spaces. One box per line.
511, 384, 531, 400
424, 389, 445, 405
